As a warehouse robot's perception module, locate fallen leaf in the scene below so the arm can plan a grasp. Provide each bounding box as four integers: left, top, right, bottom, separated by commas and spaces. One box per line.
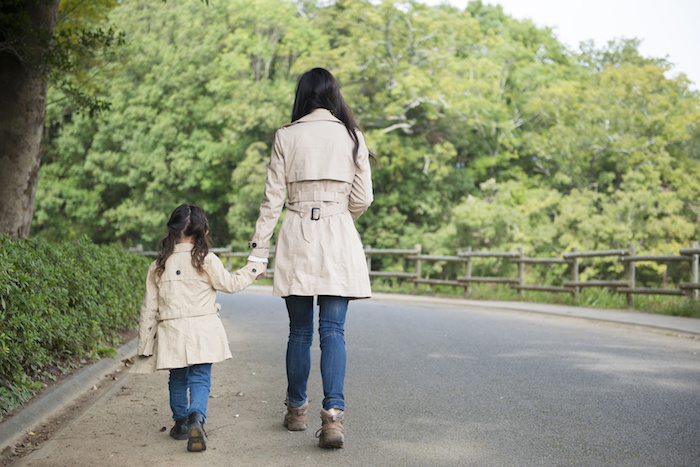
235, 391, 245, 397
1, 446, 16, 456
160, 427, 167, 432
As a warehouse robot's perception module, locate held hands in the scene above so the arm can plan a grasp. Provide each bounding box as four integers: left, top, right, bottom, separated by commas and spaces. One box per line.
247, 260, 268, 280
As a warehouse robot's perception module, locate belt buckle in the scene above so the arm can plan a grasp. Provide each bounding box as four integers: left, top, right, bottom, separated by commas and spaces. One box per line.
311, 207, 320, 221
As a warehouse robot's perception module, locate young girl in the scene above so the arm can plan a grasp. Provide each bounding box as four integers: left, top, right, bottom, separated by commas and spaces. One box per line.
137, 203, 265, 452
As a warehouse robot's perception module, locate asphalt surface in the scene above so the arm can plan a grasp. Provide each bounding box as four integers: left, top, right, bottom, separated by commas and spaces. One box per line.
2, 287, 700, 466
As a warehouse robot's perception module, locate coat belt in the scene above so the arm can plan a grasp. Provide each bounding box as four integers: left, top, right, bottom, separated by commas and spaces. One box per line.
285, 199, 349, 243
157, 304, 221, 321
285, 201, 348, 218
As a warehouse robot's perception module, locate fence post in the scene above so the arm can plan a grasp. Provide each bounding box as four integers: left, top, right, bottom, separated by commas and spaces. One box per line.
691, 241, 699, 300
517, 247, 524, 299
414, 244, 422, 290
268, 248, 275, 278
570, 247, 579, 299
464, 247, 472, 298
626, 243, 635, 307
365, 245, 371, 275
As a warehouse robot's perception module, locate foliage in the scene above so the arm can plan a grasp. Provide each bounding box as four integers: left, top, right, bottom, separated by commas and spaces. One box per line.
46, 0, 125, 115
369, 280, 700, 319
33, 0, 700, 289
0, 235, 149, 418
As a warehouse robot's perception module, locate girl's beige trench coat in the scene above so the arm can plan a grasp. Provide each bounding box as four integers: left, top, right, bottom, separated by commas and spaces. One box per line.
133, 244, 264, 374
249, 108, 373, 298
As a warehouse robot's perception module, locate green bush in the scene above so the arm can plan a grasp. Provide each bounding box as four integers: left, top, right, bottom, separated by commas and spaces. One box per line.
0, 235, 150, 418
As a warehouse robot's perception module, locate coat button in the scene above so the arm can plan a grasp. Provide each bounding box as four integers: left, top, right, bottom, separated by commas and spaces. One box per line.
252, 268, 257, 273
251, 242, 257, 248
176, 270, 181, 275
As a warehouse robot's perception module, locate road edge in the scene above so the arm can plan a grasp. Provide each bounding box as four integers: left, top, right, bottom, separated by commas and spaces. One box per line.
2, 287, 698, 453
0, 340, 137, 452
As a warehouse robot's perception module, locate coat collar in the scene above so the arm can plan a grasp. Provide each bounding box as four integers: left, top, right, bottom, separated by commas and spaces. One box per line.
288, 108, 343, 126
173, 243, 195, 252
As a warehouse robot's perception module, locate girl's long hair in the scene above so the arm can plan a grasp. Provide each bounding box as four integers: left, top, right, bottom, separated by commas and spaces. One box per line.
291, 68, 364, 166
154, 204, 211, 279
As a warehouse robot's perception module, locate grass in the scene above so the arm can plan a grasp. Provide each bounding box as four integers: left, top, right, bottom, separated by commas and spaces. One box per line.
369, 279, 700, 319
243, 271, 700, 319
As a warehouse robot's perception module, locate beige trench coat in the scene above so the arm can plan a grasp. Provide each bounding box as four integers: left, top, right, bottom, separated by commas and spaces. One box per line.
250, 108, 373, 298
136, 243, 264, 372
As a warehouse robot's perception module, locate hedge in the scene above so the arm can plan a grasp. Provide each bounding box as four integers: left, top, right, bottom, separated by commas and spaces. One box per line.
0, 235, 151, 418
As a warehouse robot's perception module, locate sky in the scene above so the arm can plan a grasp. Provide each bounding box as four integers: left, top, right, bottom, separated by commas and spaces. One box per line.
423, 0, 700, 90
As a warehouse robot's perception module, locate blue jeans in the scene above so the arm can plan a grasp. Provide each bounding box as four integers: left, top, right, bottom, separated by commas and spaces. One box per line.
285, 295, 349, 411
168, 363, 212, 422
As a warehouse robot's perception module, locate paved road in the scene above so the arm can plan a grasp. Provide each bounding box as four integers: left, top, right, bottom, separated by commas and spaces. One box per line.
17, 292, 700, 466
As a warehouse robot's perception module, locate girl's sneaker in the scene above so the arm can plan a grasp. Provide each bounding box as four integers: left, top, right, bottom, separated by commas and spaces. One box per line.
186, 412, 207, 452
169, 417, 188, 440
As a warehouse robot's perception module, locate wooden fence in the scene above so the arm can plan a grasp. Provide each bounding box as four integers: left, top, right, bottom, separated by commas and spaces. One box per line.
129, 241, 700, 303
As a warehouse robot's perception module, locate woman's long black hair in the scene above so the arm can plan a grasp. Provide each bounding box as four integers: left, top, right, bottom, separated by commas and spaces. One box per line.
154, 203, 211, 280
291, 68, 364, 165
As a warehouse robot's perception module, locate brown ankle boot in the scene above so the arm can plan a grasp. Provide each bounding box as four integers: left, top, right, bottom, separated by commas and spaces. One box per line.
284, 398, 308, 431
316, 409, 345, 449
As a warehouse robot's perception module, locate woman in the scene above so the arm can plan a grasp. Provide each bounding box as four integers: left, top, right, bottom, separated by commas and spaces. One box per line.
247, 68, 373, 449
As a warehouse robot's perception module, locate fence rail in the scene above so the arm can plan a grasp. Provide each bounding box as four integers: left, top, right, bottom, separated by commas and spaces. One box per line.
129, 240, 700, 303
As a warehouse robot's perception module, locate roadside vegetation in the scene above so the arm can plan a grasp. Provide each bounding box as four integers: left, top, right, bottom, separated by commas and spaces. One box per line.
0, 235, 150, 418
370, 279, 700, 319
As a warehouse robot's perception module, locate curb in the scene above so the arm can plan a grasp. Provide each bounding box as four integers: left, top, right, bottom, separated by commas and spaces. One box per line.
245, 285, 700, 337
0, 339, 137, 451
369, 293, 700, 337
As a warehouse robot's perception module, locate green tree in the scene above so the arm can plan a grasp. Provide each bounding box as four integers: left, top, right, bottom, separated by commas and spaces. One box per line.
31, 0, 700, 290
0, 0, 121, 238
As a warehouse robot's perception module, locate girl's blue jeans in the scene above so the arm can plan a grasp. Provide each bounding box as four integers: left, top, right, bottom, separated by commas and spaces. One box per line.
168, 363, 212, 421
285, 295, 349, 411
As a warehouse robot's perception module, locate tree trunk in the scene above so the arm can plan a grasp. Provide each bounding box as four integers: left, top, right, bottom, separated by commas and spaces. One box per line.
0, 0, 60, 238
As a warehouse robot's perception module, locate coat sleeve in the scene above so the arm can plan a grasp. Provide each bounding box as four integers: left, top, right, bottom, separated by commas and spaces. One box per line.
205, 253, 265, 293
137, 262, 159, 356
249, 130, 287, 259
349, 131, 373, 221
